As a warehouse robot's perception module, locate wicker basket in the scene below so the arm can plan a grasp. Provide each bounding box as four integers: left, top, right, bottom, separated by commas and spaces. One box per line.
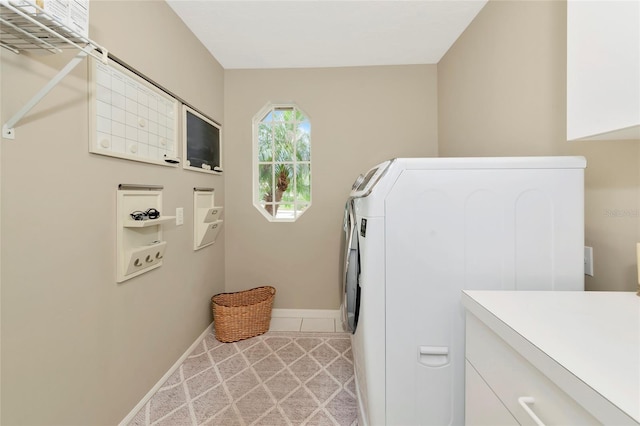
211, 286, 276, 343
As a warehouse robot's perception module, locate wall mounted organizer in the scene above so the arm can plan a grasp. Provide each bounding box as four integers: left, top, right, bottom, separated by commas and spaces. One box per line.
88, 57, 180, 166
117, 184, 175, 282
193, 187, 223, 250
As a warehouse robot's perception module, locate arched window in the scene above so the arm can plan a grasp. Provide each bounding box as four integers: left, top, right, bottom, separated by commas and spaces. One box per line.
253, 103, 311, 221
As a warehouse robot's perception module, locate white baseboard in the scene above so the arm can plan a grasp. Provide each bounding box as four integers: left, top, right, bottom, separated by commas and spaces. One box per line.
271, 308, 341, 320
118, 322, 214, 426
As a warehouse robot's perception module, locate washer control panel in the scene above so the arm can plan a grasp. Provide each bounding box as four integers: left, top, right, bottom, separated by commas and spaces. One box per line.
350, 159, 392, 198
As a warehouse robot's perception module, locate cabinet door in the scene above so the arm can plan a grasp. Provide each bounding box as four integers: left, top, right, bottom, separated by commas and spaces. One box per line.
567, 0, 640, 141
465, 360, 518, 426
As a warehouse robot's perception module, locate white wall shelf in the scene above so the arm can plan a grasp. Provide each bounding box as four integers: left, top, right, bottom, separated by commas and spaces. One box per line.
193, 188, 223, 250
0, 0, 108, 139
117, 186, 173, 283
123, 216, 176, 228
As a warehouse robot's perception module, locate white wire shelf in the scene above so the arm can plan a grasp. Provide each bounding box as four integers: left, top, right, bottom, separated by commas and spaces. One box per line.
0, 0, 108, 139
0, 0, 99, 54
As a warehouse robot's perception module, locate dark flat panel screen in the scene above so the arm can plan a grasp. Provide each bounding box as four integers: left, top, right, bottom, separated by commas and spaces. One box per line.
184, 107, 221, 172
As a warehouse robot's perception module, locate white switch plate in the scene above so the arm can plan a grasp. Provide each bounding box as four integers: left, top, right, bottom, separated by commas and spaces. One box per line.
584, 246, 594, 276
176, 207, 184, 226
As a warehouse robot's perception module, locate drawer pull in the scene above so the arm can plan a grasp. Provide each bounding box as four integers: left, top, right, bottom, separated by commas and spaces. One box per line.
518, 397, 546, 426
418, 346, 449, 367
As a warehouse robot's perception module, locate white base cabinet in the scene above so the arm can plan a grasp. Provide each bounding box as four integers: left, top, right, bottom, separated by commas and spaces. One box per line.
465, 313, 599, 426
463, 291, 640, 426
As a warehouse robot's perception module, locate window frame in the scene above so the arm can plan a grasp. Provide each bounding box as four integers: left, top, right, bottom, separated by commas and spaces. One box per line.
252, 102, 311, 222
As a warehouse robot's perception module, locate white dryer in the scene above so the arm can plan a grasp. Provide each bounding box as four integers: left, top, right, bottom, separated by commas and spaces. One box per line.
340, 157, 586, 426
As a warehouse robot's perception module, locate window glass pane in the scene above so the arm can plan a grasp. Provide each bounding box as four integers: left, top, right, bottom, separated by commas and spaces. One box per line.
262, 110, 274, 122
279, 164, 294, 202
295, 109, 307, 122
274, 204, 295, 220
282, 107, 295, 122
259, 164, 273, 203
261, 202, 275, 217
275, 124, 294, 162
295, 203, 310, 217
296, 121, 310, 161
295, 163, 311, 202
272, 108, 291, 121
258, 123, 273, 161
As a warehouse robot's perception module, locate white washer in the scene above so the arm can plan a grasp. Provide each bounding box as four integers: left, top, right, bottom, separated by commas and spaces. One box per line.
340, 157, 586, 426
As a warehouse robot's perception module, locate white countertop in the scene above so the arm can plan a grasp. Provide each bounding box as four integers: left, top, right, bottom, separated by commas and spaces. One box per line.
462, 290, 640, 425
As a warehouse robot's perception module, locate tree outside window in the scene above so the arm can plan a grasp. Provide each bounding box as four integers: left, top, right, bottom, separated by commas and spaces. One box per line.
253, 103, 311, 221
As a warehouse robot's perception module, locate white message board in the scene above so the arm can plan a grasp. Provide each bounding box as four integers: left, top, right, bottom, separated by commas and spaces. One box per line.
89, 57, 179, 166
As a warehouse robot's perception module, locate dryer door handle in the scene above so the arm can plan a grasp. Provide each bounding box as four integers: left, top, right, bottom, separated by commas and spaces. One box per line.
418, 346, 449, 367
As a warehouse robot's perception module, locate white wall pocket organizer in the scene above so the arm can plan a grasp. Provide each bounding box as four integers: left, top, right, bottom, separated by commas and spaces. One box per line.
193, 188, 223, 250
197, 209, 223, 247
117, 184, 175, 282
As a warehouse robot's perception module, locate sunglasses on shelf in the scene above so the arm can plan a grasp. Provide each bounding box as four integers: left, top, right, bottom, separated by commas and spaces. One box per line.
130, 208, 160, 221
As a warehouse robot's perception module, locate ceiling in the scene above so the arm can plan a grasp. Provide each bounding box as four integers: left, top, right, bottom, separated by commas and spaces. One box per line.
166, 0, 488, 70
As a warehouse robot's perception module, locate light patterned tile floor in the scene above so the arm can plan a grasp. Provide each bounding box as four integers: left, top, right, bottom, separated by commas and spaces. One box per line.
128, 330, 357, 426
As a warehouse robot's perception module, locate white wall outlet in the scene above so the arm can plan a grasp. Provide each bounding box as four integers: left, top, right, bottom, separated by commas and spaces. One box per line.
176, 207, 184, 226
584, 246, 594, 277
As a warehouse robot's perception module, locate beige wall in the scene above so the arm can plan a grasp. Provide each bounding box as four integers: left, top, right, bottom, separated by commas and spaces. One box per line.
438, 0, 640, 291
0, 1, 225, 424
224, 66, 438, 309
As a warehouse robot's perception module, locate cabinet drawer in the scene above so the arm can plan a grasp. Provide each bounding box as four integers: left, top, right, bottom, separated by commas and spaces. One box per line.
466, 314, 599, 426
466, 360, 518, 426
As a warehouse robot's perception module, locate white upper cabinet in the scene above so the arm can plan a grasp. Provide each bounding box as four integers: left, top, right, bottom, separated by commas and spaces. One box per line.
567, 0, 640, 141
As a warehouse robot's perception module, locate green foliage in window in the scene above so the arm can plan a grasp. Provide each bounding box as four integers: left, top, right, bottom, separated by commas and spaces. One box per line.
256, 105, 311, 220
